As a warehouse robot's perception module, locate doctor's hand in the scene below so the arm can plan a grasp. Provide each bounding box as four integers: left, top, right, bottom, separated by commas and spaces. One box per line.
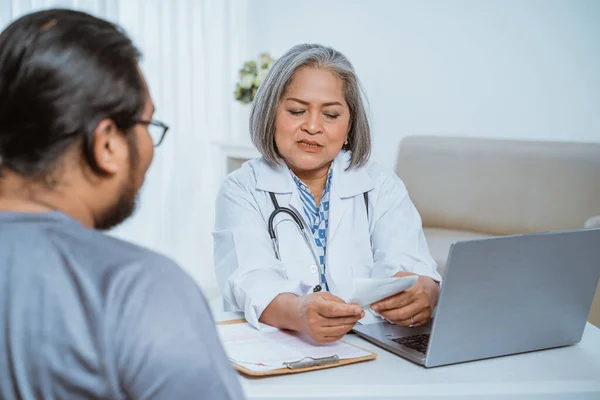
370, 273, 440, 328
296, 292, 364, 344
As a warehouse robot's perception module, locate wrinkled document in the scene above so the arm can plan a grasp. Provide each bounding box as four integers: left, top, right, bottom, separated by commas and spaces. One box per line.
217, 323, 371, 372
349, 275, 418, 308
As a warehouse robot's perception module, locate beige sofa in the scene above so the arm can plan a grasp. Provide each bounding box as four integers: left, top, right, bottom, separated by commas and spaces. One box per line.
395, 136, 600, 327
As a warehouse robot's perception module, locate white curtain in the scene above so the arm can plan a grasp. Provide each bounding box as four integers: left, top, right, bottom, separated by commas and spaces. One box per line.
1, 0, 247, 306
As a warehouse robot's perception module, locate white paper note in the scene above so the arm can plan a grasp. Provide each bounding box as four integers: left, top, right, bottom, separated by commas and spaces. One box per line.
357, 309, 386, 325
217, 322, 371, 372
349, 275, 418, 308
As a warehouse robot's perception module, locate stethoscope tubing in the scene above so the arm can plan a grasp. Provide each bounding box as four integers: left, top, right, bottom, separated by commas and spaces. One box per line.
268, 192, 325, 292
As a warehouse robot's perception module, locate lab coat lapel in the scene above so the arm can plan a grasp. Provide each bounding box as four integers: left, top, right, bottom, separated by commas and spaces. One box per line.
327, 181, 350, 244
288, 185, 305, 224
327, 152, 375, 244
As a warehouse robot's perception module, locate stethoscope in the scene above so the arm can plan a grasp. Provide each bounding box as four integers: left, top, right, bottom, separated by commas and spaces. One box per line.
268, 192, 326, 292
267, 191, 370, 294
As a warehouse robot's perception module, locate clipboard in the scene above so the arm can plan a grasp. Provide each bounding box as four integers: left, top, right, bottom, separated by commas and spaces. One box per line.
217, 318, 377, 377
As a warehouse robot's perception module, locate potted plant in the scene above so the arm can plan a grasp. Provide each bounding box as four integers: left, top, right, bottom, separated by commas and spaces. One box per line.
234, 52, 275, 104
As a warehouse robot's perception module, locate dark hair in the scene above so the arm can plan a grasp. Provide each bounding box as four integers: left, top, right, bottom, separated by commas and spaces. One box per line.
0, 9, 145, 179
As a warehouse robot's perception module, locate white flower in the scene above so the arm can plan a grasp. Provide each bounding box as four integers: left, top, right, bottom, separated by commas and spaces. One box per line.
259, 53, 274, 69
254, 69, 268, 87
240, 73, 255, 89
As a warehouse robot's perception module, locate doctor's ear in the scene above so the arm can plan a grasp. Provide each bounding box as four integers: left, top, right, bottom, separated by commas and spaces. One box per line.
344, 122, 352, 147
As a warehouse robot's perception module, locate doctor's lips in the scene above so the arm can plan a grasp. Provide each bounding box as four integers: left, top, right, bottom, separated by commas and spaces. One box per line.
297, 139, 323, 151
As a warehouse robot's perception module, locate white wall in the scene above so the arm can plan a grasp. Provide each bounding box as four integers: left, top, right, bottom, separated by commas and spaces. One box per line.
247, 0, 600, 169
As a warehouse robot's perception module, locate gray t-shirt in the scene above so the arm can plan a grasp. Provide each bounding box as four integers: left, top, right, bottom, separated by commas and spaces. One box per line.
0, 211, 244, 399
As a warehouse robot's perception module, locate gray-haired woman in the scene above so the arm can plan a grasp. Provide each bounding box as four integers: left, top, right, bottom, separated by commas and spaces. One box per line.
214, 44, 441, 343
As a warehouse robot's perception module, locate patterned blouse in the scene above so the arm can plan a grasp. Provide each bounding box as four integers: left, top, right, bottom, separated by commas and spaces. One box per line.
291, 167, 334, 291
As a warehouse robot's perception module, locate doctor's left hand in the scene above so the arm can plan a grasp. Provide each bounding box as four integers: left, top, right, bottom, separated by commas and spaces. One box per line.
370, 273, 440, 328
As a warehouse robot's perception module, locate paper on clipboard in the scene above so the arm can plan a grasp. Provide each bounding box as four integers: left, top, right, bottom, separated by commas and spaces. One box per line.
349, 275, 418, 308
217, 322, 371, 372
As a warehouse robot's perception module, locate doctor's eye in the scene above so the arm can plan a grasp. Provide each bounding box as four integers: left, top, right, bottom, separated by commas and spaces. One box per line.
288, 109, 306, 116
323, 113, 339, 120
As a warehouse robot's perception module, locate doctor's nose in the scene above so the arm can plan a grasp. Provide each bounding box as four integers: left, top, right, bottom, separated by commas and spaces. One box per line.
302, 112, 323, 135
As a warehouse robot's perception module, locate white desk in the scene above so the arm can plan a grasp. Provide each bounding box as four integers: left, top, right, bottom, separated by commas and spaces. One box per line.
216, 312, 600, 399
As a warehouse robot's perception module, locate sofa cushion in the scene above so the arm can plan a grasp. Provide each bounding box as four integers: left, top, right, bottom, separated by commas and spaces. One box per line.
423, 227, 493, 276
397, 136, 600, 236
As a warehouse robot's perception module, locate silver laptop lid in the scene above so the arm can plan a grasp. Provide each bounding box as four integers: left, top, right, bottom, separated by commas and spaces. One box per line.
426, 228, 600, 367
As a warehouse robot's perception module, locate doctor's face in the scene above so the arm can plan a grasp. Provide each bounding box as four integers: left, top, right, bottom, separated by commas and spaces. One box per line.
274, 66, 351, 176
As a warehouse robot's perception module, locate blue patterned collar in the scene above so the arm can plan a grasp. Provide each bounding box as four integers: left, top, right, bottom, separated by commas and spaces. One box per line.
290, 166, 334, 198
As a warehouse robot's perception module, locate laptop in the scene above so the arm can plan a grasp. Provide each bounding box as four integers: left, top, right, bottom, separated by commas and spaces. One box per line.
352, 228, 600, 368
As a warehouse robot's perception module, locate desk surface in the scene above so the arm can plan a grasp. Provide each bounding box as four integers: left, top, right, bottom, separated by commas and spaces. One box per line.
216, 312, 600, 400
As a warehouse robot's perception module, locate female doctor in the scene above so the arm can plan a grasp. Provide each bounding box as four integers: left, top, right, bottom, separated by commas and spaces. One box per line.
214, 44, 441, 343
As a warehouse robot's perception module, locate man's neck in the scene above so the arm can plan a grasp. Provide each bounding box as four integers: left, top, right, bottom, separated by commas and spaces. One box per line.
0, 172, 95, 228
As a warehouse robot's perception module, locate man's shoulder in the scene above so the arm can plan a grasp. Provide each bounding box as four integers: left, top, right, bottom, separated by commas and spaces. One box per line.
95, 232, 205, 316
65, 225, 174, 267
92, 229, 172, 263
45, 218, 188, 288
92, 232, 189, 285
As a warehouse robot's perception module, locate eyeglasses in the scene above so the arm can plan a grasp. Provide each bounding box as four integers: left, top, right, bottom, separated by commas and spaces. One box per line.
136, 119, 169, 147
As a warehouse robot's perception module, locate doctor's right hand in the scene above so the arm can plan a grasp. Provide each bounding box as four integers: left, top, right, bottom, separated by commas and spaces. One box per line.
295, 292, 364, 343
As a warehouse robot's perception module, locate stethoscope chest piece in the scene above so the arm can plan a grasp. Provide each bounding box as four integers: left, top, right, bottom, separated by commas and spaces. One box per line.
313, 285, 322, 293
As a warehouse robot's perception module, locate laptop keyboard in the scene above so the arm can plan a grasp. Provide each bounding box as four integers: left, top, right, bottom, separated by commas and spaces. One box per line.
391, 334, 430, 354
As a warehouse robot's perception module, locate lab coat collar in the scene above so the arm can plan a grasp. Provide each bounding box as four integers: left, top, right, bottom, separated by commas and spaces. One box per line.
255, 151, 374, 197
255, 158, 294, 193
331, 151, 375, 198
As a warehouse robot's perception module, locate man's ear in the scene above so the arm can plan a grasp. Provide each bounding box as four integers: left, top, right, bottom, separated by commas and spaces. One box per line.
92, 119, 126, 175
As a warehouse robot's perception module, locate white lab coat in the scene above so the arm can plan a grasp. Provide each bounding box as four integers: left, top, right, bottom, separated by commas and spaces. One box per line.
213, 151, 441, 328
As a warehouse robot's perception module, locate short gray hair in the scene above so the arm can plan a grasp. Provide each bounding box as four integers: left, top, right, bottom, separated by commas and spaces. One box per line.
250, 43, 371, 169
